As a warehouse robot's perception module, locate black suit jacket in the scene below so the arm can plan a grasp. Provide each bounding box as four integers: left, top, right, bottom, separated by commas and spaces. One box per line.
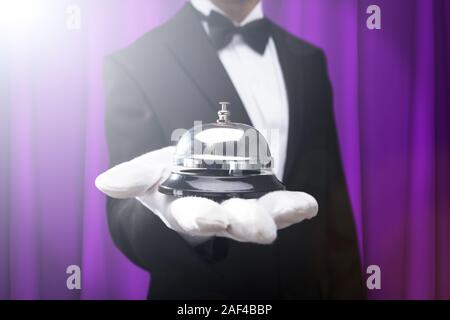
103, 3, 364, 299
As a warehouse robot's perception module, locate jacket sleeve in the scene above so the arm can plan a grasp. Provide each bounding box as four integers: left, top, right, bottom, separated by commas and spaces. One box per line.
102, 55, 226, 298
316, 50, 366, 299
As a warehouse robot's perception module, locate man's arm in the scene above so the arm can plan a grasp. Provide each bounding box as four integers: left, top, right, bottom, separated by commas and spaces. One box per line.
102, 55, 226, 298
316, 50, 366, 299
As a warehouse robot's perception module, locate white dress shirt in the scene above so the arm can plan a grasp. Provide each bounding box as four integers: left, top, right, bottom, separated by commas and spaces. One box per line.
190, 0, 289, 181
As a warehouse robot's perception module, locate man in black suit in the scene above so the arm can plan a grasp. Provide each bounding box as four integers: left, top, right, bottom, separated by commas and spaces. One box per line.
100, 0, 364, 299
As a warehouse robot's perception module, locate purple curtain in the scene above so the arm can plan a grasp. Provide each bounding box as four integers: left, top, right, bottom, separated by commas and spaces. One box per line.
0, 0, 449, 300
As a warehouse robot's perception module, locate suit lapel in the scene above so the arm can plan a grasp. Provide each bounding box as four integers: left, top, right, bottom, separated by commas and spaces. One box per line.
270, 24, 306, 183
164, 3, 252, 125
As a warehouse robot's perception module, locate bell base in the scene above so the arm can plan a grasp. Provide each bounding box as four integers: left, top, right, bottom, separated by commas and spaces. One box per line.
158, 170, 285, 201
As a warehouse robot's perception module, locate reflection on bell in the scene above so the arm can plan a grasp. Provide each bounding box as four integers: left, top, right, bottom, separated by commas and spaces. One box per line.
158, 102, 285, 200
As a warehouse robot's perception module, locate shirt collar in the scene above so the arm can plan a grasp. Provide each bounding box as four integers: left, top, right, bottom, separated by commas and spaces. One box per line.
190, 0, 264, 26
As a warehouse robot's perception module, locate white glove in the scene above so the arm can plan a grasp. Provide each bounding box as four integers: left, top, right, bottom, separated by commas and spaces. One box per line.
95, 147, 318, 245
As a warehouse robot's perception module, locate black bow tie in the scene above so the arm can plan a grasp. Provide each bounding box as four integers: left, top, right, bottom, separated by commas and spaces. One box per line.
206, 10, 270, 55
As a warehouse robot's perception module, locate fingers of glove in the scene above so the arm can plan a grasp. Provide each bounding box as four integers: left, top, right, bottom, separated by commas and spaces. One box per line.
95, 161, 164, 199
169, 197, 230, 236
95, 146, 175, 199
258, 191, 318, 230
219, 198, 277, 244
137, 192, 213, 246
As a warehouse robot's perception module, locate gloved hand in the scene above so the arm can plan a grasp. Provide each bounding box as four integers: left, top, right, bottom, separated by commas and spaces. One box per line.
95, 146, 318, 245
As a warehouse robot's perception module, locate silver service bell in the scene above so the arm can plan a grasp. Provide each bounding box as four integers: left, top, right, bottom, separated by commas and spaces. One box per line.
158, 102, 285, 200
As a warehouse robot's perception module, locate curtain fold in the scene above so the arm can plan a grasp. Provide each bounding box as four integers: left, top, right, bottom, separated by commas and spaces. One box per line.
0, 0, 449, 299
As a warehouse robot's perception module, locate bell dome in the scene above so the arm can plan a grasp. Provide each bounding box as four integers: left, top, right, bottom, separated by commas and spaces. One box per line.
159, 102, 285, 200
